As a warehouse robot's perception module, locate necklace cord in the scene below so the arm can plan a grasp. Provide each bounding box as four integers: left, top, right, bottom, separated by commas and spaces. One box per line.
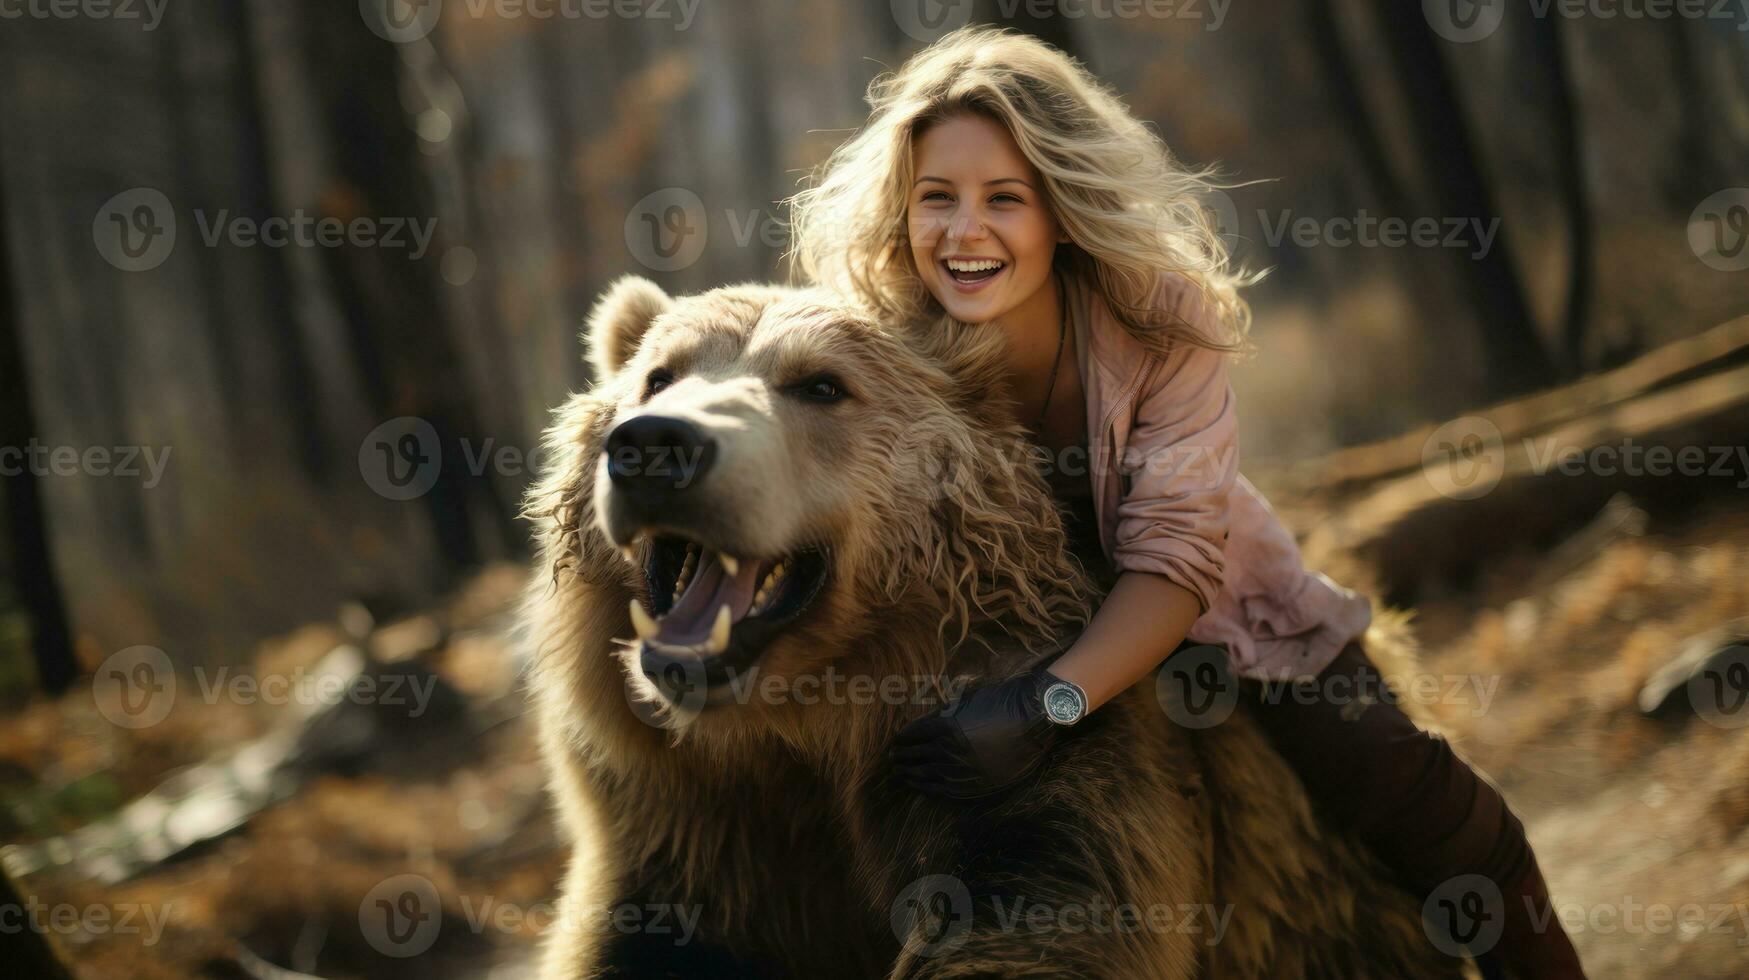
1029, 271, 1069, 435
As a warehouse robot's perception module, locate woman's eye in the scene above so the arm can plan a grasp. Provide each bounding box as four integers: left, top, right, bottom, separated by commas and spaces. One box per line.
920, 191, 951, 204
991, 193, 1022, 204
644, 370, 674, 398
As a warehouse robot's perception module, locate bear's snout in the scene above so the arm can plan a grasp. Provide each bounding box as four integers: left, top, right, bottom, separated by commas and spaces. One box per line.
604, 414, 718, 495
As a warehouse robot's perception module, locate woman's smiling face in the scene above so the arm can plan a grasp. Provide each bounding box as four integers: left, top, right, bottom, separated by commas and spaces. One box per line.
907, 113, 1065, 325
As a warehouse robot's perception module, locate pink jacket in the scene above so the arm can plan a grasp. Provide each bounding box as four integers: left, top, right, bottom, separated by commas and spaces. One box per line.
1065, 269, 1373, 681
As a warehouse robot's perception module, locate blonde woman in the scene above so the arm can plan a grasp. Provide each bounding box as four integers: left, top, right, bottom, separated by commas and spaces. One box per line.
787, 26, 1582, 978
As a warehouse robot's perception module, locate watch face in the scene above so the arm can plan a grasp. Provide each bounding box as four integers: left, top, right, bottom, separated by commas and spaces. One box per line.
1043, 682, 1086, 725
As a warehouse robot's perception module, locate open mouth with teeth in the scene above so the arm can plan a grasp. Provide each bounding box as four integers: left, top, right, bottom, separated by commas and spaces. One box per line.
629, 537, 830, 701
942, 257, 1006, 285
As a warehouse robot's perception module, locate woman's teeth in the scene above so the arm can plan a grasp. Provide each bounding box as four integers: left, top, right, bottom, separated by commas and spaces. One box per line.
944, 258, 1005, 283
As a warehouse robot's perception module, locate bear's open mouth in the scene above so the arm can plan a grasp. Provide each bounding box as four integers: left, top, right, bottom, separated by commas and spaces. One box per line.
631, 536, 829, 698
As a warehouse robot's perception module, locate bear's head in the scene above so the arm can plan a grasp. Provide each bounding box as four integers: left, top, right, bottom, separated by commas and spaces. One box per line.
525, 275, 1091, 734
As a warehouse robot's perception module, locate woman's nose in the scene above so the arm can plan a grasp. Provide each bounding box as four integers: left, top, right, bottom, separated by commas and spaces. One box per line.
947, 206, 987, 243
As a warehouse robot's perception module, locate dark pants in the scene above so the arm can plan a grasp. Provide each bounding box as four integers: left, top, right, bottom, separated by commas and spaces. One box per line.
1239, 640, 1586, 978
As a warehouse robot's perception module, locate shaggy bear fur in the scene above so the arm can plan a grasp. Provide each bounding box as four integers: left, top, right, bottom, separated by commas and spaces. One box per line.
521, 275, 1465, 978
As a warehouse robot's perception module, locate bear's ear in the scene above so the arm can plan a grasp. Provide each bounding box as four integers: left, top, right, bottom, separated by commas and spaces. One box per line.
585, 275, 673, 381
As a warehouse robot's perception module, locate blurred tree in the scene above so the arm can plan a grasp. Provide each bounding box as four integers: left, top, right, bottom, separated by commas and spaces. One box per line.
0, 177, 75, 697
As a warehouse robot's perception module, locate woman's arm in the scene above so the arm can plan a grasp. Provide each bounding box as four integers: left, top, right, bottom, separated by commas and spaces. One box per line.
1047, 570, 1201, 710
889, 573, 1201, 800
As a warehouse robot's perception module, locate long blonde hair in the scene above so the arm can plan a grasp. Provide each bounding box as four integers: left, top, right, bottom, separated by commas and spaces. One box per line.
785, 26, 1255, 355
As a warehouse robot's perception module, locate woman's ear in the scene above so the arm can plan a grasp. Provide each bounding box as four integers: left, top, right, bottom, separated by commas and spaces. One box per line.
585, 275, 673, 382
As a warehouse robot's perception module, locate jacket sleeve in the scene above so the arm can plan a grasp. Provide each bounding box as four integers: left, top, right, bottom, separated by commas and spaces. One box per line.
1111, 337, 1239, 614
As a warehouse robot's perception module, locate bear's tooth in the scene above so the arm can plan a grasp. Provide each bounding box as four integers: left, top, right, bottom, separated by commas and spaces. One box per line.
718, 553, 739, 576
707, 603, 732, 653
629, 599, 659, 640
620, 544, 636, 563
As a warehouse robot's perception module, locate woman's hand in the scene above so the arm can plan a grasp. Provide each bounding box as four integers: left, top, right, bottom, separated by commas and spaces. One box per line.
889, 665, 1062, 800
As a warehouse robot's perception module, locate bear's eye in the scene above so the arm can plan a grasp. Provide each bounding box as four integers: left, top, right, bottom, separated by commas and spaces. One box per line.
788, 374, 847, 404
643, 368, 675, 400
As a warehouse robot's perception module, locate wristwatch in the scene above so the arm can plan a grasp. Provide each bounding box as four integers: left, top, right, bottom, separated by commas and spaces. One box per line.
1038, 671, 1089, 726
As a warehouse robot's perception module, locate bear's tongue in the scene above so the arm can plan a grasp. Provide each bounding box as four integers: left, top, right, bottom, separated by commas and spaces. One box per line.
653, 551, 763, 647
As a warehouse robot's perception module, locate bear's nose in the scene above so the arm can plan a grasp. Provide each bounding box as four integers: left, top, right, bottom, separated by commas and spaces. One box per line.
604, 414, 717, 493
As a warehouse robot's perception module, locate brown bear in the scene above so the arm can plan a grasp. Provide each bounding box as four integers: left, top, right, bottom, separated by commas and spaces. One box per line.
521, 275, 1465, 978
